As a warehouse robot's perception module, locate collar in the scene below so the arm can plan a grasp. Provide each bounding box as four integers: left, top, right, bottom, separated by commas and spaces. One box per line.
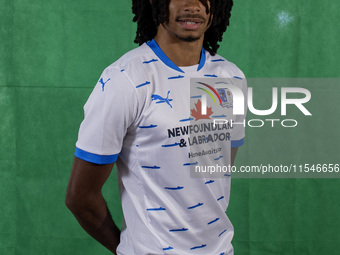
146, 39, 206, 73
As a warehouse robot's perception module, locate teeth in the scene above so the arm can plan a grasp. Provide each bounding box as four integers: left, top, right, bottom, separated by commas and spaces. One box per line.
185, 21, 196, 24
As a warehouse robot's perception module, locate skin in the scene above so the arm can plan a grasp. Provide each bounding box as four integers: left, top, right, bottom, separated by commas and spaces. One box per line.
65, 159, 120, 254
154, 0, 212, 67
65, 1, 238, 254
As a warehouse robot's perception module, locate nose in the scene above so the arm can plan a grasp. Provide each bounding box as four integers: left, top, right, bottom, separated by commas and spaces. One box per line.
182, 0, 204, 13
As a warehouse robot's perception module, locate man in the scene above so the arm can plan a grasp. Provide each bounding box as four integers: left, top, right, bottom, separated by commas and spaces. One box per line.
66, 0, 247, 254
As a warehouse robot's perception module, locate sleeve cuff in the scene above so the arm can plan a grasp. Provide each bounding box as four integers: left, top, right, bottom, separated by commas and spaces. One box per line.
75, 147, 118, 165
231, 138, 245, 148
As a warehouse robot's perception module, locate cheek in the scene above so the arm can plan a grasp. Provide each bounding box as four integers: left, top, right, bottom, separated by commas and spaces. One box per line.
167, 6, 180, 26
168, 1, 177, 16
167, 3, 175, 21
199, 0, 210, 14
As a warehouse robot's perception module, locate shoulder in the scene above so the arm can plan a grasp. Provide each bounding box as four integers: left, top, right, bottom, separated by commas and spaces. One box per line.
100, 43, 157, 89
104, 44, 154, 76
205, 51, 246, 79
91, 44, 153, 111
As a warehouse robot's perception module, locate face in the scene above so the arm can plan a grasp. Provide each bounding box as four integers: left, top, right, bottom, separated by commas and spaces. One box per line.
161, 0, 212, 42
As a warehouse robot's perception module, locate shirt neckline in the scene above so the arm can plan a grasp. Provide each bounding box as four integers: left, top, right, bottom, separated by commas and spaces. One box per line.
146, 39, 206, 73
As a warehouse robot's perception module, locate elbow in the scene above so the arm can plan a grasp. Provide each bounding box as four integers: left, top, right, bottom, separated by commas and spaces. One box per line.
65, 189, 98, 216
65, 189, 82, 213
65, 194, 87, 218
65, 191, 106, 228
65, 191, 76, 212
65, 182, 85, 213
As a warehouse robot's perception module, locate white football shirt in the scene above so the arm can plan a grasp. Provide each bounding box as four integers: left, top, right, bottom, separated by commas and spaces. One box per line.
75, 39, 247, 255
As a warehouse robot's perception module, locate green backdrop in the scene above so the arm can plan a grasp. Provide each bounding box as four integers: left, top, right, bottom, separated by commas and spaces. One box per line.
1, 0, 339, 254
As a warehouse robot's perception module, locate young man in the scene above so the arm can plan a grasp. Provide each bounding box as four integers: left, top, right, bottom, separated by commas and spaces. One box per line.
66, 0, 247, 254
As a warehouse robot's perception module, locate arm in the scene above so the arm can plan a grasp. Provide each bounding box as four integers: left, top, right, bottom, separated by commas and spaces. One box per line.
65, 157, 120, 254
231, 147, 238, 167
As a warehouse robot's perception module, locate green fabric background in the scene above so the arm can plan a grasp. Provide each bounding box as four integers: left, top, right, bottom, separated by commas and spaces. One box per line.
1, 0, 339, 254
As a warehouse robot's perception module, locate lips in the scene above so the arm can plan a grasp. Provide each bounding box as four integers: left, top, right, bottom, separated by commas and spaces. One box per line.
178, 18, 204, 30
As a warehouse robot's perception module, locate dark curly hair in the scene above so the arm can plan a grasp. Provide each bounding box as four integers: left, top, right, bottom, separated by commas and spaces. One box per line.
132, 0, 233, 56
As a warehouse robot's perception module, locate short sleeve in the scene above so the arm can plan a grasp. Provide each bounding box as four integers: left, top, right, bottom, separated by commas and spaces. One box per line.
231, 76, 247, 148
75, 67, 139, 164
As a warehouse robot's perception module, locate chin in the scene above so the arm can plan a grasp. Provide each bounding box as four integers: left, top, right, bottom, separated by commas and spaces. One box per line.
176, 35, 201, 42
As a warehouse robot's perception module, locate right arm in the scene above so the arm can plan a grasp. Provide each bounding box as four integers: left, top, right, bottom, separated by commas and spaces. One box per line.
65, 67, 137, 253
65, 157, 120, 254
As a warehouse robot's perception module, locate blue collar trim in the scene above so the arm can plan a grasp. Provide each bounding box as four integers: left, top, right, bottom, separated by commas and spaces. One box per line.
197, 48, 206, 71
146, 39, 206, 73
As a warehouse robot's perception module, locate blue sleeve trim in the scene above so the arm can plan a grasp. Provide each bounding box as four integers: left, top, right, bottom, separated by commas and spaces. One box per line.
231, 138, 245, 148
75, 147, 118, 165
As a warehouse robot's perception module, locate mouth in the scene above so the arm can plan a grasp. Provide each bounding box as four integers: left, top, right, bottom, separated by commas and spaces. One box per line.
177, 18, 204, 30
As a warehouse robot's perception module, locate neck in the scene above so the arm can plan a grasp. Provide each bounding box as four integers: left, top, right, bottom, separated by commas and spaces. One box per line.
154, 28, 204, 67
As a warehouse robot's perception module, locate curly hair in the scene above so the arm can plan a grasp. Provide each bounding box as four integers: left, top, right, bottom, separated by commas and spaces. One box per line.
132, 0, 233, 56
